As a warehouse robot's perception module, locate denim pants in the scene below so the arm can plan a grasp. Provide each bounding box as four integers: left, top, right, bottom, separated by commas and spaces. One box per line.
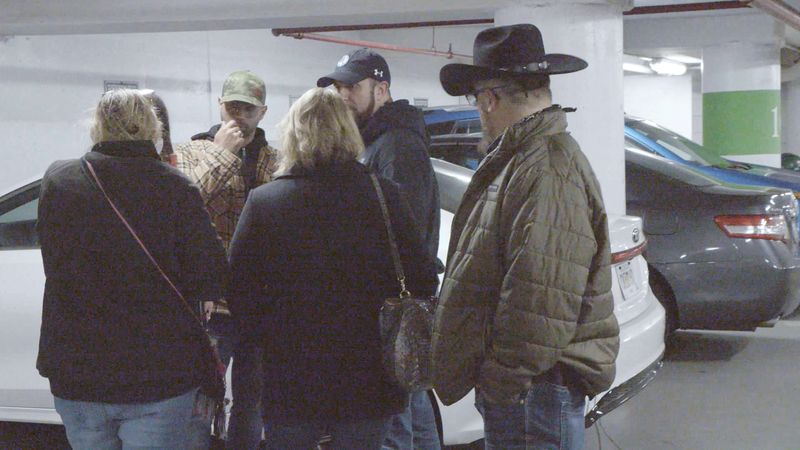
53, 387, 211, 450
383, 390, 441, 450
263, 416, 387, 450
225, 344, 264, 450
475, 382, 586, 450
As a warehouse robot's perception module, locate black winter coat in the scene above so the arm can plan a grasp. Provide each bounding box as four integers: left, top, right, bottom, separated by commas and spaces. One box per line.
228, 160, 439, 423
360, 100, 440, 264
36, 141, 229, 403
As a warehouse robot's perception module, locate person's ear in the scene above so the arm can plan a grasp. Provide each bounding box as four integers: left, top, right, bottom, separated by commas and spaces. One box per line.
477, 91, 494, 113
375, 81, 389, 99
257, 105, 267, 121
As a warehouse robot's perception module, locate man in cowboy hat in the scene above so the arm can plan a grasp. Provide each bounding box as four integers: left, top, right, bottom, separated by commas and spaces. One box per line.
431, 24, 620, 449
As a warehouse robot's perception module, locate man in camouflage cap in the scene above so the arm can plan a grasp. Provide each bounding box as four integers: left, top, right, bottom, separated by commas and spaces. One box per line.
174, 70, 276, 449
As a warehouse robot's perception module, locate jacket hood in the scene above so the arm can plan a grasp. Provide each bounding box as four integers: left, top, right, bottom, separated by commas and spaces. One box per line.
191, 124, 221, 142
360, 100, 429, 147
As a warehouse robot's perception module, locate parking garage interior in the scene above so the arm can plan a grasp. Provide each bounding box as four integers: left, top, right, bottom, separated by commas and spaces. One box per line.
4, 0, 800, 449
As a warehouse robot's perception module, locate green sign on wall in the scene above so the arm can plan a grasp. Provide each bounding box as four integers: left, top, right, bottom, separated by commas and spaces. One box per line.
703, 90, 780, 156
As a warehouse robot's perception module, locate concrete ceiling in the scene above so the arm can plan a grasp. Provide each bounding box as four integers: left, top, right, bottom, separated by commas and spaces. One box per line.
0, 0, 764, 36
2, 0, 797, 65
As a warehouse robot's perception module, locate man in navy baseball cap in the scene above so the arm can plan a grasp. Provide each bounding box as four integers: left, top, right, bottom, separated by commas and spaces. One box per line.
317, 48, 390, 88
317, 48, 443, 450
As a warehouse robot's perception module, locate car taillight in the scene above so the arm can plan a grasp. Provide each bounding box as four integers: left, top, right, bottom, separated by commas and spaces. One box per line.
714, 214, 789, 241
611, 241, 647, 264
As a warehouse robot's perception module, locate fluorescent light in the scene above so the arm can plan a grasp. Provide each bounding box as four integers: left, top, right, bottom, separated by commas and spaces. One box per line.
665, 54, 702, 65
649, 58, 687, 76
623, 62, 653, 74
623, 54, 654, 74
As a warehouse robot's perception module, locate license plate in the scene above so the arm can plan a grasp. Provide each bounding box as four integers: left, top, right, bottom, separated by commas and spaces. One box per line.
616, 261, 639, 302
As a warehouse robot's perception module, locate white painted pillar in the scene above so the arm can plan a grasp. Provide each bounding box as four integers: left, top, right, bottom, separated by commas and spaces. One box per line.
495, 1, 628, 215
703, 42, 781, 167
782, 79, 800, 158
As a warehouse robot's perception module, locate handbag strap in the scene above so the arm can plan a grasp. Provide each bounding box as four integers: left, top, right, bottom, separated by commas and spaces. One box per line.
369, 172, 410, 298
83, 158, 205, 328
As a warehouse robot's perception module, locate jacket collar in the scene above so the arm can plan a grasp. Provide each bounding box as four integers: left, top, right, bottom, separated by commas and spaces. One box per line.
91, 140, 160, 160
273, 159, 367, 180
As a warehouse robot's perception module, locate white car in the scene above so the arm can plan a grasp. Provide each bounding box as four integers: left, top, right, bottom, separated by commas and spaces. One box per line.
0, 164, 665, 447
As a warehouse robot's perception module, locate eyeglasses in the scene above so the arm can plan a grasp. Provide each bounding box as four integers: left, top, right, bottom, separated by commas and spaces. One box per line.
465, 84, 512, 106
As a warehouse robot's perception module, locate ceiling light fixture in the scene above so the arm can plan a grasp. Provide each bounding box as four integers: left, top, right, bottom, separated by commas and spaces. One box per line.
664, 54, 702, 65
623, 62, 653, 74
649, 58, 687, 76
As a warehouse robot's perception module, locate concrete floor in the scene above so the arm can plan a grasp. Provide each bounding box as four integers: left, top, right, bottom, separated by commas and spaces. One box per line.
584, 309, 800, 450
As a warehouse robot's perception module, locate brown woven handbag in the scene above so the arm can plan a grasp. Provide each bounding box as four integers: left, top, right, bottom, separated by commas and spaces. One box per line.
369, 173, 436, 392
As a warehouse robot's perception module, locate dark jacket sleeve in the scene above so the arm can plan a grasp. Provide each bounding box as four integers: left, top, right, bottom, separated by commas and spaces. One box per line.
372, 129, 433, 231
175, 183, 230, 304
382, 179, 439, 297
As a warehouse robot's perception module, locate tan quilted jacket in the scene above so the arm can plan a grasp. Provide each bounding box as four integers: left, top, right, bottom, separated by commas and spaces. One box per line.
431, 106, 620, 406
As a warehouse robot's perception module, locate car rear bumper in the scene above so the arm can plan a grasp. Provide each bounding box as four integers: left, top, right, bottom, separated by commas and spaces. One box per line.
657, 257, 800, 330
585, 287, 665, 426
585, 357, 663, 427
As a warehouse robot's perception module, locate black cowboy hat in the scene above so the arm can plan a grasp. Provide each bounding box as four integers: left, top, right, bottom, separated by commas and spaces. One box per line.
440, 23, 588, 96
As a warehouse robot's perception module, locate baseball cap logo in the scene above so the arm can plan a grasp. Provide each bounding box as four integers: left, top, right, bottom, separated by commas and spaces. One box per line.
374, 69, 383, 78
337, 55, 350, 67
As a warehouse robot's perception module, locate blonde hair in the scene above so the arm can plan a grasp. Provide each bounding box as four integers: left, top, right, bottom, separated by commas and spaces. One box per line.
90, 89, 162, 144
276, 87, 364, 174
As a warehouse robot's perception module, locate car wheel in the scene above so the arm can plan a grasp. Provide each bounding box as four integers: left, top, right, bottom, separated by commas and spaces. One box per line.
648, 265, 679, 337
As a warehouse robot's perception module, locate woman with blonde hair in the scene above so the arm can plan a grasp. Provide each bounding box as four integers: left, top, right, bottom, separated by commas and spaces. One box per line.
228, 87, 438, 449
37, 89, 229, 449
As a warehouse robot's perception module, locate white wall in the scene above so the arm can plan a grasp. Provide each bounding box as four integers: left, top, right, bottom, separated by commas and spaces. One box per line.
0, 26, 482, 192
624, 73, 694, 138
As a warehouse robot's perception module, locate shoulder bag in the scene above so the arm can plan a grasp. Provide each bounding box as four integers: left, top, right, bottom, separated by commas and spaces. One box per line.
369, 172, 437, 392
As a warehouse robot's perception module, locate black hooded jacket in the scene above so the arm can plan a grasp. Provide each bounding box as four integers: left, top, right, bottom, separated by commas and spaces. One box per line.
360, 100, 440, 264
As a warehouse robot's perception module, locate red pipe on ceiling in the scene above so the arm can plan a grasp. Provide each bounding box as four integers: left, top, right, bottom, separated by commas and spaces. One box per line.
746, 0, 800, 31
272, 19, 492, 36
283, 32, 471, 59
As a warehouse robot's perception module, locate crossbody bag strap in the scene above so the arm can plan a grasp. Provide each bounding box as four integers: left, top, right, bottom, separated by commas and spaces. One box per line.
83, 158, 204, 328
369, 172, 411, 298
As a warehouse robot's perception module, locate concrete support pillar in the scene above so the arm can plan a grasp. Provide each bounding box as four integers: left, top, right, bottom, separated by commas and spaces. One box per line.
703, 42, 781, 166
495, 1, 628, 215
782, 78, 800, 158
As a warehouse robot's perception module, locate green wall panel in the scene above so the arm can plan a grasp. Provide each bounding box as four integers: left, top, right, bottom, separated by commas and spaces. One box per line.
703, 90, 780, 156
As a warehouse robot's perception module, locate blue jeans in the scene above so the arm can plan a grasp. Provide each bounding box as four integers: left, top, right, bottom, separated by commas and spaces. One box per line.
475, 382, 586, 450
383, 391, 441, 450
54, 388, 211, 450
226, 344, 264, 450
263, 417, 387, 450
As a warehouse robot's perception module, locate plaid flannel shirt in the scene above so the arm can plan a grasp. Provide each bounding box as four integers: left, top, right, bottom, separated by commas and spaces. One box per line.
174, 136, 277, 314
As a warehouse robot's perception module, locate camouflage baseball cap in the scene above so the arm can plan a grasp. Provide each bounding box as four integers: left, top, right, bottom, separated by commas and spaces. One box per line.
220, 71, 266, 106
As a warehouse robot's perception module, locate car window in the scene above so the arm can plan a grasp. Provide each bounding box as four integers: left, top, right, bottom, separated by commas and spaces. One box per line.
625, 137, 656, 154
426, 122, 455, 136
430, 142, 483, 170
0, 182, 41, 249
453, 119, 482, 135
627, 120, 728, 167
626, 149, 717, 187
